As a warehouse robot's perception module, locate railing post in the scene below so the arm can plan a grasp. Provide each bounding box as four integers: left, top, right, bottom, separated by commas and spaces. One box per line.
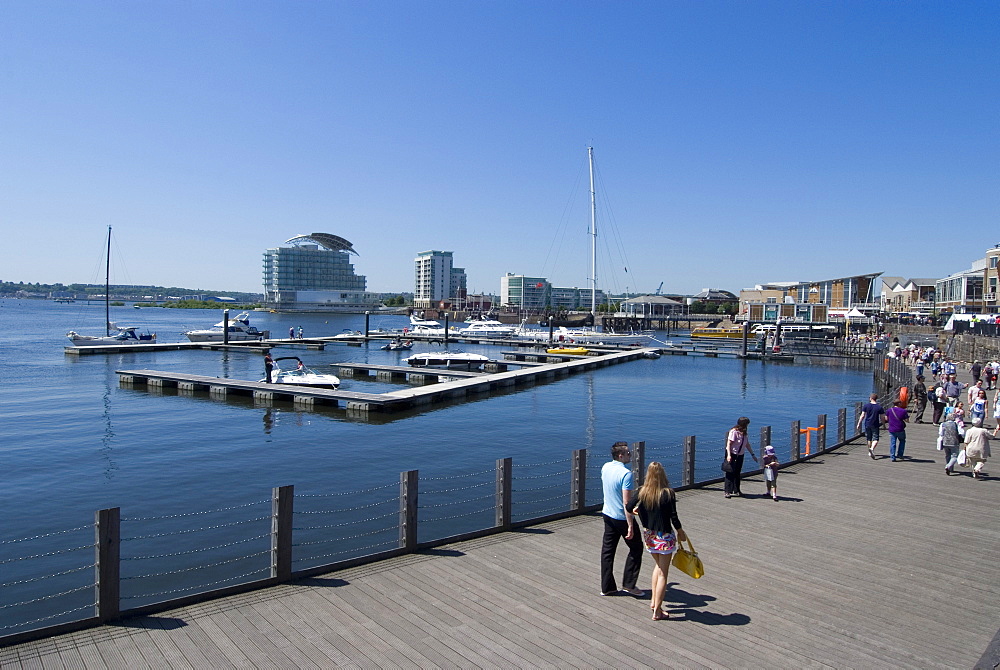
791, 420, 801, 462
837, 408, 847, 444
496, 457, 512, 528
271, 485, 293, 582
95, 507, 120, 622
682, 436, 696, 487
570, 450, 586, 512
759, 426, 771, 460
630, 441, 646, 488
817, 414, 827, 452
854, 401, 863, 436
399, 470, 418, 552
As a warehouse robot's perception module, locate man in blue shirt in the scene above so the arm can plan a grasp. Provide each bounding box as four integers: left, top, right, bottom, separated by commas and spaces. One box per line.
857, 393, 886, 459
600, 441, 644, 596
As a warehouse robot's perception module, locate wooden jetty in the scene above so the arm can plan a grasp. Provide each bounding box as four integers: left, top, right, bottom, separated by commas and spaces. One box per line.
4, 421, 996, 668
117, 347, 658, 413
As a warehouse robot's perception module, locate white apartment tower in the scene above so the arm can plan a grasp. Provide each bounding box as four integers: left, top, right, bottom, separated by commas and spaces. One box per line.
414, 250, 454, 308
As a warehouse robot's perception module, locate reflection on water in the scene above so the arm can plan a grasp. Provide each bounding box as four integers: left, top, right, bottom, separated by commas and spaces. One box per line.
262, 408, 274, 435
101, 381, 118, 481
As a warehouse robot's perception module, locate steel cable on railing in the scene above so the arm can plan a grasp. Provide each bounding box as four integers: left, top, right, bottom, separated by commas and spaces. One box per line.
0, 543, 96, 565
0, 563, 95, 589
422, 479, 493, 494
121, 568, 271, 600
512, 460, 569, 469
0, 603, 97, 632
514, 483, 568, 494
122, 550, 272, 581
123, 533, 272, 561
418, 493, 495, 509
295, 539, 398, 564
296, 481, 398, 497
419, 468, 495, 481
293, 510, 398, 532
0, 584, 95, 611
516, 492, 569, 505
420, 506, 497, 524
294, 497, 396, 515
520, 503, 571, 517
122, 499, 269, 522
293, 525, 397, 547
0, 525, 91, 545
513, 468, 571, 480
122, 515, 271, 541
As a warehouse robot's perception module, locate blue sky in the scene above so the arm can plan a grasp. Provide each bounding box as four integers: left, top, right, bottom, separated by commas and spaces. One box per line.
2, 1, 997, 295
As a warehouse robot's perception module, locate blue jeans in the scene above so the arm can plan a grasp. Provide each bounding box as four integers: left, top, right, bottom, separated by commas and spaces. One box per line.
889, 430, 906, 460
943, 445, 960, 471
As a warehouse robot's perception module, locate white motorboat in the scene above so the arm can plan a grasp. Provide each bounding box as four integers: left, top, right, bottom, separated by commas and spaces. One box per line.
405, 315, 460, 337
184, 313, 265, 342
458, 319, 518, 338
511, 324, 649, 346
403, 351, 490, 370
380, 338, 414, 351
68, 325, 156, 347
66, 226, 157, 347
262, 357, 341, 389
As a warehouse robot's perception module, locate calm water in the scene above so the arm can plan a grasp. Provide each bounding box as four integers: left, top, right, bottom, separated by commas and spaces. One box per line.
0, 299, 874, 631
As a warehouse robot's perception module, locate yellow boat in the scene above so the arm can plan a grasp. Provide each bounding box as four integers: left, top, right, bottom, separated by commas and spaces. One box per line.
546, 347, 590, 355
690, 326, 744, 339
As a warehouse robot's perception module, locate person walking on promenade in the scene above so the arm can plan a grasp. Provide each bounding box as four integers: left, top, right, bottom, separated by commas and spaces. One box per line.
913, 375, 928, 423
761, 445, 780, 501
631, 462, 687, 620
970, 389, 988, 426
723, 416, 757, 498
963, 417, 997, 479
886, 399, 909, 461
938, 415, 964, 475
858, 393, 886, 459
263, 351, 274, 383
967, 380, 984, 405
600, 441, 644, 597
288, 326, 295, 339
944, 374, 965, 407
971, 361, 982, 384
930, 382, 948, 425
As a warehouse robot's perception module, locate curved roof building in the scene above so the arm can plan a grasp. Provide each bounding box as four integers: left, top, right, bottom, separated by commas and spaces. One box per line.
263, 233, 379, 312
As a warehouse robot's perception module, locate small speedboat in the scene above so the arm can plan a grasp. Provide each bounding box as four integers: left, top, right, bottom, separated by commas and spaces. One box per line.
262, 357, 341, 389
381, 339, 413, 351
546, 347, 590, 355
403, 352, 490, 370
184, 313, 264, 342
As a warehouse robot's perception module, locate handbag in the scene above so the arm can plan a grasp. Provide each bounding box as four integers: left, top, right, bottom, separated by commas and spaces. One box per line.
721, 457, 733, 473
672, 537, 704, 579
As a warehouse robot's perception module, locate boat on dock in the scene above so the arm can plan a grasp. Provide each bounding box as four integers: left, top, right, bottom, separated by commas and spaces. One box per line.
66, 226, 156, 347
184, 312, 266, 342
381, 339, 414, 351
690, 326, 744, 340
403, 351, 490, 370
546, 346, 590, 355
263, 356, 341, 388
458, 319, 518, 338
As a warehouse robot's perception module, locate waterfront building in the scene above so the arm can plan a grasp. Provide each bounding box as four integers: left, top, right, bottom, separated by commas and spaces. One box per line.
936, 262, 985, 314
263, 233, 381, 312
688, 288, 738, 306
501, 274, 550, 311
879, 276, 938, 315
983, 246, 1000, 313
739, 275, 882, 320
414, 251, 464, 310
620, 295, 685, 318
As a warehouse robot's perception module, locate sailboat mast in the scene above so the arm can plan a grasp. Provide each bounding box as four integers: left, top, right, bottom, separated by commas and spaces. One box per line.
588, 146, 597, 316
105, 225, 112, 336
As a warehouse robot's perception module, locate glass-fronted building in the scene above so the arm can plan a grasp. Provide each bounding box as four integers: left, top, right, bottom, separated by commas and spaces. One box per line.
263, 233, 381, 312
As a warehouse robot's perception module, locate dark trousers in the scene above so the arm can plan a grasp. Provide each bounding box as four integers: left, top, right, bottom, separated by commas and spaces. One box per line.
724, 452, 746, 495
932, 400, 945, 424
914, 398, 927, 422
600, 514, 643, 594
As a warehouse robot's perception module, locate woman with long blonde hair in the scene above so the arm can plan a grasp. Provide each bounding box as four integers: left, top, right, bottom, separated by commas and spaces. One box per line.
632, 462, 687, 620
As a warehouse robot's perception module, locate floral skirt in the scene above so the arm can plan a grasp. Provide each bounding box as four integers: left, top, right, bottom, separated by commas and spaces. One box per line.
642, 528, 677, 555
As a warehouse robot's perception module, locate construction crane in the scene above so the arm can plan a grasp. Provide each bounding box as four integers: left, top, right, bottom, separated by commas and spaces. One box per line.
655, 282, 664, 295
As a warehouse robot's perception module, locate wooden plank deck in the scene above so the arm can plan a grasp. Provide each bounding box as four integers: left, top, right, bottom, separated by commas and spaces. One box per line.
4, 421, 998, 668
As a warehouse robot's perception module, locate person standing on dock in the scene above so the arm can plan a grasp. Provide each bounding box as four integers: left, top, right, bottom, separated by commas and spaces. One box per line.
599, 441, 644, 597
289, 326, 295, 339
298, 326, 304, 339
858, 393, 886, 459
723, 416, 757, 497
264, 352, 274, 383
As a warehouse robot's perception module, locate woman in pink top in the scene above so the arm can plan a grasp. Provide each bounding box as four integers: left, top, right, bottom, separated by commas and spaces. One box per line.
724, 416, 758, 498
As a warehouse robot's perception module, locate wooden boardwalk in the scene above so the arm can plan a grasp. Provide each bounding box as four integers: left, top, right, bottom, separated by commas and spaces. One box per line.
4, 421, 998, 668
